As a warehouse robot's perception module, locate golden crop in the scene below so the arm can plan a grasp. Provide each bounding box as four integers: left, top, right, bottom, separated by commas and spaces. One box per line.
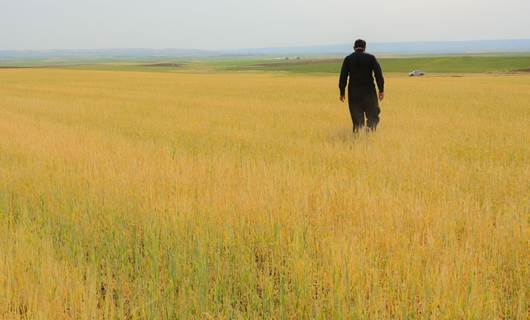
0, 69, 528, 319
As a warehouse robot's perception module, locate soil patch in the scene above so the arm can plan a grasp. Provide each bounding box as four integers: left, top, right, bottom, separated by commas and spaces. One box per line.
141, 63, 183, 68
253, 59, 340, 68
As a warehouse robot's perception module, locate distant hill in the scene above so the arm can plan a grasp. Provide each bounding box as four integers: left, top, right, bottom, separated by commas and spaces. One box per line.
1, 39, 529, 61
233, 39, 530, 56
0, 48, 217, 61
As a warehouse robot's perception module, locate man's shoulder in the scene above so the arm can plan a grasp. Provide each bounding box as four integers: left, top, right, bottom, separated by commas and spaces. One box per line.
343, 53, 360, 62
345, 52, 376, 59
363, 52, 376, 59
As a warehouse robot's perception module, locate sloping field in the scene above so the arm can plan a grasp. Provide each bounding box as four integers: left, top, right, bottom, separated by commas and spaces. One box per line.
0, 69, 528, 319
224, 55, 530, 74
2, 54, 529, 74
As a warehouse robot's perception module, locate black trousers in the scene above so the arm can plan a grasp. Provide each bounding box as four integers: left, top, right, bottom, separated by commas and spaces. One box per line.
348, 91, 380, 132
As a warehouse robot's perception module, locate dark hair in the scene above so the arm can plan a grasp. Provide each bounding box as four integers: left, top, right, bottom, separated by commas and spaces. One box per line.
354, 39, 366, 51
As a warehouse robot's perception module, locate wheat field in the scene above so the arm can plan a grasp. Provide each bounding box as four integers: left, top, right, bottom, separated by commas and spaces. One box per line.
0, 69, 528, 319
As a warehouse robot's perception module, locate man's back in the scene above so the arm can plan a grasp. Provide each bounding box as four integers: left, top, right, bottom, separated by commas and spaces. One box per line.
339, 51, 384, 96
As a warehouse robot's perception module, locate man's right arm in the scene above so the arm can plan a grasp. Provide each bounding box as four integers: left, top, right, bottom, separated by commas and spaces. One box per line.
339, 57, 349, 100
372, 56, 385, 99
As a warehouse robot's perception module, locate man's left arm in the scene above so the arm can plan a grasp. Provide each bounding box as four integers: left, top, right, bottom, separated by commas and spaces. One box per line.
339, 57, 349, 102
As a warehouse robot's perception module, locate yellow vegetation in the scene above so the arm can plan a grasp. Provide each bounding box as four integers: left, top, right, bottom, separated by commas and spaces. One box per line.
0, 69, 528, 319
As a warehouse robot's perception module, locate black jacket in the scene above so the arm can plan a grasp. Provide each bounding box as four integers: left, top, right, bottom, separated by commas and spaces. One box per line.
339, 51, 384, 96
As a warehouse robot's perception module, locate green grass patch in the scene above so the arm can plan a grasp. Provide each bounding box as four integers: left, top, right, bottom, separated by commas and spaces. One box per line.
221, 55, 530, 74
2, 54, 529, 74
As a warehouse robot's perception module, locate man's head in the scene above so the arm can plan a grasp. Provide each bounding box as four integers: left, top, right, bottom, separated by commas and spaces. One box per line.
354, 39, 366, 52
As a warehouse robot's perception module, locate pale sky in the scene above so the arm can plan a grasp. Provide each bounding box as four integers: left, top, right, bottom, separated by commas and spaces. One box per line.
1, 0, 529, 50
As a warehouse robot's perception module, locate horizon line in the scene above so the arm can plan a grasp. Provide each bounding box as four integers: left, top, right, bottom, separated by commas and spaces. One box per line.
2, 38, 530, 53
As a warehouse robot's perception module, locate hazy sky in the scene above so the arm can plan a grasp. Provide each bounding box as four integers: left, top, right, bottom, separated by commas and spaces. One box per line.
2, 0, 529, 50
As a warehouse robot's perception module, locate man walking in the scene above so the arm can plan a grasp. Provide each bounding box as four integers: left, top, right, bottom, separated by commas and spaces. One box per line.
339, 39, 385, 132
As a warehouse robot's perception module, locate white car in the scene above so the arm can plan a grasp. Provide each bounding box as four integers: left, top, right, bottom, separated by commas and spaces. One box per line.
409, 70, 425, 77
